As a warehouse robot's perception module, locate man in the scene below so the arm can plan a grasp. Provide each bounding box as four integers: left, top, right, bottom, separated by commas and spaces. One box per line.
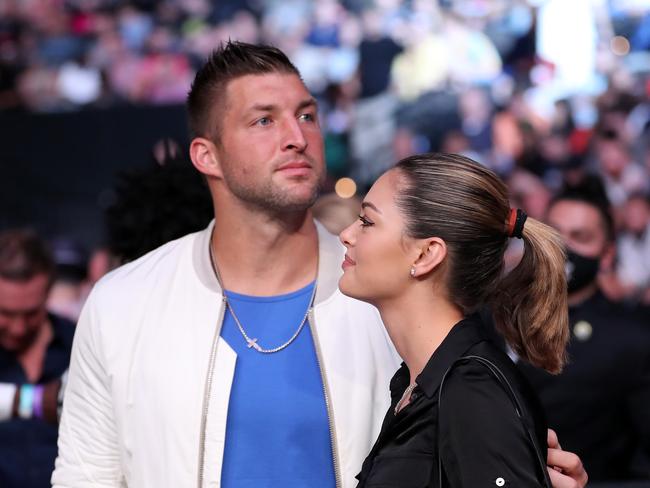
0, 229, 74, 487
615, 193, 650, 304
53, 41, 587, 488
518, 181, 650, 482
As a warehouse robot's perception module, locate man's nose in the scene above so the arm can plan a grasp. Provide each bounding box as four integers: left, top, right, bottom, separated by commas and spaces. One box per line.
281, 118, 308, 152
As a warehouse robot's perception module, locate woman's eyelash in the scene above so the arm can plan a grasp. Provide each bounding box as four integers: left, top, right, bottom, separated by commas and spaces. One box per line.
358, 215, 374, 227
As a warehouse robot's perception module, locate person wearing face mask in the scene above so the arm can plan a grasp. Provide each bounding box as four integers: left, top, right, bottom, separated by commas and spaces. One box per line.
517, 180, 650, 484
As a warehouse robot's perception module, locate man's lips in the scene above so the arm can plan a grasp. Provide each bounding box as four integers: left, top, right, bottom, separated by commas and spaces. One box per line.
342, 255, 356, 269
278, 161, 311, 170
277, 161, 313, 176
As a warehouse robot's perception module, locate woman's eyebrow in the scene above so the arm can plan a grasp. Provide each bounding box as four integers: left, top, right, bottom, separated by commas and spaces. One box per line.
361, 201, 381, 214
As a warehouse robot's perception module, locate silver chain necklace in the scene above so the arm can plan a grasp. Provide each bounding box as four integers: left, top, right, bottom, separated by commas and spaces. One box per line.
209, 241, 317, 354
394, 382, 418, 415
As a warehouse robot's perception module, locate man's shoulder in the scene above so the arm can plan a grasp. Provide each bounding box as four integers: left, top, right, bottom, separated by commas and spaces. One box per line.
576, 295, 650, 358
103, 232, 198, 285
91, 230, 204, 307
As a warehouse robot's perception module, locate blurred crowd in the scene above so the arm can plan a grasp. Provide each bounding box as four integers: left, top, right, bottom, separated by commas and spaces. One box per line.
1, 0, 650, 486
5, 0, 649, 279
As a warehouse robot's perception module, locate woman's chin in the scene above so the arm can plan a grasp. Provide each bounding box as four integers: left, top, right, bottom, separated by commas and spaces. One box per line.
338, 275, 361, 300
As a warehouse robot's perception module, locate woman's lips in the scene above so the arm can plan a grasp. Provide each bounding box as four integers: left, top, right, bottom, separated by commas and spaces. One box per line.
342, 255, 356, 270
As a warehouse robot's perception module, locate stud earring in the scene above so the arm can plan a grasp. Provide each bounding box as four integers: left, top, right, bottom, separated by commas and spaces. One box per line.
410, 266, 416, 277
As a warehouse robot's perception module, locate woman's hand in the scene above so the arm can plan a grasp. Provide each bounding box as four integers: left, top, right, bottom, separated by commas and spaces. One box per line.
546, 429, 588, 488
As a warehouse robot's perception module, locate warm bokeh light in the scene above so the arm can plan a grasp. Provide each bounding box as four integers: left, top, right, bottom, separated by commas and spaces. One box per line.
610, 36, 630, 56
334, 178, 357, 199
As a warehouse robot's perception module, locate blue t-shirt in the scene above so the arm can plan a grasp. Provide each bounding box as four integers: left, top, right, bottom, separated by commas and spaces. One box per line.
220, 282, 336, 487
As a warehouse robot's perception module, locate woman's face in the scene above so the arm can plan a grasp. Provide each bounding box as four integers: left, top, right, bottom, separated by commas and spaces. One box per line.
339, 170, 418, 305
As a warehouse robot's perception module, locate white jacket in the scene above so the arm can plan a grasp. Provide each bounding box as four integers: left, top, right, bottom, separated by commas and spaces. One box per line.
52, 222, 401, 488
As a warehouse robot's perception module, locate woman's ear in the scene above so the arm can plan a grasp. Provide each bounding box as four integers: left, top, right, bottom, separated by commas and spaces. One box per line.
189, 137, 223, 178
412, 237, 447, 277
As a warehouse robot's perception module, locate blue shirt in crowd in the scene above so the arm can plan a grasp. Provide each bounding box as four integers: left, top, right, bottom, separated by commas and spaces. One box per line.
0, 313, 74, 488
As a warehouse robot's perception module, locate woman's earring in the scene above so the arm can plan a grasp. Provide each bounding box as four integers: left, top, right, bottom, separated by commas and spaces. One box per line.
410, 266, 416, 277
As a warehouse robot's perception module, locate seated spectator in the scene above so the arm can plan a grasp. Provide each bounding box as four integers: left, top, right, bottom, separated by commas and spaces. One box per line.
0, 229, 75, 488
517, 183, 650, 482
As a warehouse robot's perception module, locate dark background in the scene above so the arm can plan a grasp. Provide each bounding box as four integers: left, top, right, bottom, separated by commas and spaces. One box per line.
0, 104, 189, 247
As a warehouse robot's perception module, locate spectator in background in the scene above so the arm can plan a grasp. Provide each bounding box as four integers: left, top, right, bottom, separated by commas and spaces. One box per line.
616, 193, 650, 304
595, 132, 648, 210
105, 151, 213, 263
507, 169, 552, 221
349, 7, 402, 186
0, 229, 74, 488
518, 182, 650, 483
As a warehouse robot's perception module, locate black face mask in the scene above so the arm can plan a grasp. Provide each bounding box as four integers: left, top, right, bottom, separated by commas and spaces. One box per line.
565, 249, 600, 293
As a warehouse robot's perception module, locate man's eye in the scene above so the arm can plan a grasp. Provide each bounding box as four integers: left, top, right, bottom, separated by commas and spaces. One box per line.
299, 113, 315, 122
256, 117, 271, 126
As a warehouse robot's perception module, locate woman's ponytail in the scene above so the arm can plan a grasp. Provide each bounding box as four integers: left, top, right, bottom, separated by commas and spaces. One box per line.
491, 217, 569, 374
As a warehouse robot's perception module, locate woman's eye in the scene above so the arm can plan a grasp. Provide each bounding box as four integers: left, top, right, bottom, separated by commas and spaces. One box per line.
358, 215, 373, 227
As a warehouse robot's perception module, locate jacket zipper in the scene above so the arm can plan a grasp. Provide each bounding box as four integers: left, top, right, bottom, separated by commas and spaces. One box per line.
308, 309, 343, 488
197, 296, 227, 488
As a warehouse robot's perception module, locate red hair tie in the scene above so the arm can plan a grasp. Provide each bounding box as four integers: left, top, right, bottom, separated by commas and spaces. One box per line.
507, 208, 527, 239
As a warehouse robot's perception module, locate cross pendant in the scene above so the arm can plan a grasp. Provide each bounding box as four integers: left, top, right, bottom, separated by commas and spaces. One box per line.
247, 338, 259, 349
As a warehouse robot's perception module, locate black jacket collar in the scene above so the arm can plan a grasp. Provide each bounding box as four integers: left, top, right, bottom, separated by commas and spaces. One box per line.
391, 316, 489, 400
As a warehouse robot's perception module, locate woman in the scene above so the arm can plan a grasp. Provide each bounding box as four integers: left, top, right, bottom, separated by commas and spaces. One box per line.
339, 153, 569, 487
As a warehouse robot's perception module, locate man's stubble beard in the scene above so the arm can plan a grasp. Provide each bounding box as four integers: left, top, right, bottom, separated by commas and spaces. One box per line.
222, 164, 325, 215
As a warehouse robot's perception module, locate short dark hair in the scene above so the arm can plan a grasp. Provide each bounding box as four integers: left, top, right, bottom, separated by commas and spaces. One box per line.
186, 41, 300, 141
551, 175, 615, 242
0, 229, 54, 282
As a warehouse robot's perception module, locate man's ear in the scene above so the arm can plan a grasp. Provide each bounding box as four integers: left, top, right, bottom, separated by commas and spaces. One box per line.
412, 237, 447, 277
600, 241, 616, 272
189, 137, 223, 178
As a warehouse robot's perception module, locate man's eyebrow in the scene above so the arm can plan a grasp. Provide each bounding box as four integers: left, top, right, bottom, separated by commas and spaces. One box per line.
248, 98, 317, 114
249, 103, 276, 112
297, 98, 318, 111
361, 201, 381, 214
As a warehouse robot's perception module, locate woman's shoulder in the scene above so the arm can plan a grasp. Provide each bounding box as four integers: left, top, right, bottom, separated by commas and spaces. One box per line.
438, 340, 550, 487
441, 338, 548, 446
447, 339, 541, 404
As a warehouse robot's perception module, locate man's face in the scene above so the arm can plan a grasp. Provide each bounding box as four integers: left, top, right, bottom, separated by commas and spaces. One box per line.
624, 197, 650, 236
0, 274, 49, 352
213, 72, 325, 212
547, 200, 608, 258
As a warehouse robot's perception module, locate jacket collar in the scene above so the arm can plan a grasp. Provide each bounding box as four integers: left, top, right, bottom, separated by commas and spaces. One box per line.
405, 316, 489, 399
192, 219, 343, 306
